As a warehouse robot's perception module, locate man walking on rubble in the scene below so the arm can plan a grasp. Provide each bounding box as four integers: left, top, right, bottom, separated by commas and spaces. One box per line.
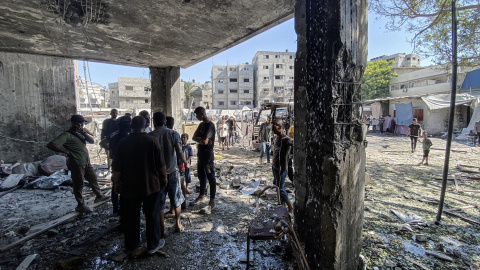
47, 115, 109, 213
112, 116, 167, 254
190, 107, 216, 214
271, 119, 294, 214
150, 112, 189, 233
406, 118, 423, 153
258, 115, 272, 164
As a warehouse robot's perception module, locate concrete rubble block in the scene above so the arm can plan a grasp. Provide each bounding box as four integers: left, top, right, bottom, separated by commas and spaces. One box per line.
232, 178, 241, 188
263, 190, 277, 199
219, 182, 230, 190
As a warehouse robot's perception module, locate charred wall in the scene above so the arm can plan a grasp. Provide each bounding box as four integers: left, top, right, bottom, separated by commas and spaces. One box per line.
0, 52, 76, 162
294, 0, 367, 269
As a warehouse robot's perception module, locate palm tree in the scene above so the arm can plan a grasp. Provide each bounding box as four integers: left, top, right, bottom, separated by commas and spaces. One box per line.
184, 81, 197, 122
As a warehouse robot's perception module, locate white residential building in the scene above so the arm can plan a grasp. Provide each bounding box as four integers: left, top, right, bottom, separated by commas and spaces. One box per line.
252, 51, 295, 107
371, 53, 421, 68
75, 76, 109, 109
389, 65, 471, 97
212, 64, 254, 109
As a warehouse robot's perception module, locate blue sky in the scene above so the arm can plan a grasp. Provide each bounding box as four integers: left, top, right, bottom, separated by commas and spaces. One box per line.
84, 13, 431, 88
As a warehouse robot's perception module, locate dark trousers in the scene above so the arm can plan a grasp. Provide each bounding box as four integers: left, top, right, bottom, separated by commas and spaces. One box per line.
111, 179, 120, 213
272, 168, 289, 203
410, 136, 418, 150
68, 164, 103, 204
198, 157, 216, 199
122, 191, 162, 251
379, 123, 384, 133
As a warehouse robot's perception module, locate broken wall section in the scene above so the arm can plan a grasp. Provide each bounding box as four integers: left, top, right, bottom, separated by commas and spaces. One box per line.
0, 52, 76, 162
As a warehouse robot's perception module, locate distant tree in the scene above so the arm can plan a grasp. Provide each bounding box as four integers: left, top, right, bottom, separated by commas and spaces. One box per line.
362, 60, 397, 100
370, 0, 480, 65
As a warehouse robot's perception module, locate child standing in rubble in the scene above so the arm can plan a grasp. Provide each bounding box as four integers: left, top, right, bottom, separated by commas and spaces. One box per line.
418, 131, 432, 166
271, 119, 294, 215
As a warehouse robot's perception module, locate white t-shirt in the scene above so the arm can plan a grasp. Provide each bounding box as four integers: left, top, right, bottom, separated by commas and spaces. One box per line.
220, 124, 228, 137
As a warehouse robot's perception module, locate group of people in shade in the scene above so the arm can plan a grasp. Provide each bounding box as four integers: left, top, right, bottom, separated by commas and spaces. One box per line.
363, 115, 393, 133
46, 106, 295, 255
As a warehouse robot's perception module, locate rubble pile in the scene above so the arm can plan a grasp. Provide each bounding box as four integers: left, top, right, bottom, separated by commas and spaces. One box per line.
0, 135, 479, 269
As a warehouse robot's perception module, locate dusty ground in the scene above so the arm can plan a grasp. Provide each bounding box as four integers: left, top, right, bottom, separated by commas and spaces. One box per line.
0, 143, 295, 270
0, 133, 479, 270
362, 132, 480, 270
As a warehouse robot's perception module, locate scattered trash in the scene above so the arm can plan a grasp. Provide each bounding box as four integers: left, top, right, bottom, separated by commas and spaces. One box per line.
23, 171, 72, 190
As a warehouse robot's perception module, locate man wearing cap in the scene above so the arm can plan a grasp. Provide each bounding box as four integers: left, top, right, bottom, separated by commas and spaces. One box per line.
406, 118, 423, 153
47, 115, 109, 213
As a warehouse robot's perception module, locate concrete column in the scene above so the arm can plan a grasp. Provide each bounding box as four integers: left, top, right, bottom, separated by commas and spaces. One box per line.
294, 0, 367, 269
0, 52, 76, 162
149, 67, 183, 131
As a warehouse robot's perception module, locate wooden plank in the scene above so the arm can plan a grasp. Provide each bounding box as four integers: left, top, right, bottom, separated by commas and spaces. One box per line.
0, 191, 111, 252
425, 251, 453, 262
457, 164, 478, 168
446, 205, 478, 212
444, 210, 480, 226
1, 174, 25, 189
461, 189, 480, 193
16, 254, 37, 270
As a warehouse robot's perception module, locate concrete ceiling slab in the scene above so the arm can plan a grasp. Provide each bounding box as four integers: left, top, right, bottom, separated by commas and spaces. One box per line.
0, 0, 294, 68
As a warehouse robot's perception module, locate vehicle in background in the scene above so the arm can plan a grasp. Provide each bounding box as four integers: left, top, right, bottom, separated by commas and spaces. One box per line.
252, 102, 294, 150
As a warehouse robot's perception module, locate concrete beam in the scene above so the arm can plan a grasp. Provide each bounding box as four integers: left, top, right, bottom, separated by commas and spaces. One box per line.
294, 0, 367, 269
0, 0, 294, 68
0, 52, 76, 162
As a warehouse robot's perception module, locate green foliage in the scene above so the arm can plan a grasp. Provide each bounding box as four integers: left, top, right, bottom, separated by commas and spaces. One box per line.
362, 60, 397, 100
370, 0, 480, 65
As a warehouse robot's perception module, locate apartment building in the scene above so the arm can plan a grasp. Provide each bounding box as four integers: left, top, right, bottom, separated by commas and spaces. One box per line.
252, 51, 295, 107
109, 77, 151, 109
75, 76, 109, 109
212, 64, 254, 109
370, 53, 421, 68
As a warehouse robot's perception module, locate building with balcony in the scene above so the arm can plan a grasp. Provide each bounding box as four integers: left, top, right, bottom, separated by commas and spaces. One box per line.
212, 64, 254, 109
252, 51, 295, 107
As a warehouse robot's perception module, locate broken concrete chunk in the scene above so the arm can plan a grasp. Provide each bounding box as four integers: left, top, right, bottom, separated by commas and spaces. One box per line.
415, 234, 428, 242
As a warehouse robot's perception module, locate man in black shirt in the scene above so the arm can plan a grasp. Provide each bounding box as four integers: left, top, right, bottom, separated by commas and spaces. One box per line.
406, 118, 423, 153
191, 107, 216, 213
101, 109, 118, 172
112, 116, 167, 254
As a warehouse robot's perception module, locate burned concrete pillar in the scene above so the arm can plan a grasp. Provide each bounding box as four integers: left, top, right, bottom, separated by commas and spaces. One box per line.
149, 67, 182, 131
0, 52, 76, 162
294, 0, 367, 269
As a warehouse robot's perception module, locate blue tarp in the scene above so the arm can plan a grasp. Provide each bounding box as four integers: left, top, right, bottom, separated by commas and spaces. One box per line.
461, 69, 480, 90
395, 102, 413, 126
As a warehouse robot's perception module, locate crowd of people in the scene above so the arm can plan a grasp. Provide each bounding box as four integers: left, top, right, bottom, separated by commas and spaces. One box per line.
46, 106, 296, 255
